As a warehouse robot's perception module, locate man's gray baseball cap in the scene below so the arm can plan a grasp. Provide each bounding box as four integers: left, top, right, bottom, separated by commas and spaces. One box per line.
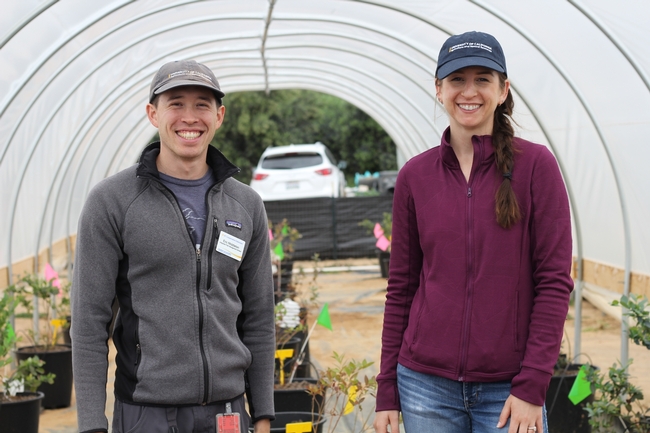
149, 60, 225, 103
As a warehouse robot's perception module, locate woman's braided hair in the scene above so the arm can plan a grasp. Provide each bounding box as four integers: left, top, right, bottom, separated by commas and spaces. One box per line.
492, 73, 520, 228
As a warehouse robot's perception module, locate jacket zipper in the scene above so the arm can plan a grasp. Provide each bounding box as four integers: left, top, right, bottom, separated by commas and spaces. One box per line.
458, 184, 475, 381
196, 187, 219, 404
134, 319, 141, 374
206, 218, 219, 291
195, 246, 210, 404
197, 190, 217, 402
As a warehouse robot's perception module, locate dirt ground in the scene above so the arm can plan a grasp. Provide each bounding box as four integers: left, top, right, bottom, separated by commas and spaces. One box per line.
32, 258, 650, 432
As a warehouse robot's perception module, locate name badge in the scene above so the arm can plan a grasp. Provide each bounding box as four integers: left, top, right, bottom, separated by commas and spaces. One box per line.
216, 231, 246, 261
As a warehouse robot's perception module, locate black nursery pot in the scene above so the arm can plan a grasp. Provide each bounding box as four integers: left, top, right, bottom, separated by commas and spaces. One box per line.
15, 345, 73, 409
546, 364, 594, 433
279, 260, 294, 289
275, 336, 302, 382
292, 318, 311, 379
377, 251, 390, 278
0, 391, 44, 433
274, 378, 323, 413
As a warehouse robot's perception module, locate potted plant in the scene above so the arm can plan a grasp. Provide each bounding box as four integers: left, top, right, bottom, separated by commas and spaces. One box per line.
0, 291, 54, 433
6, 272, 73, 409
584, 360, 647, 432
274, 300, 321, 416
273, 255, 324, 415
584, 294, 650, 432
359, 212, 392, 278
286, 254, 323, 380
545, 329, 594, 433
305, 351, 378, 433
614, 294, 650, 351
269, 218, 302, 302
275, 299, 306, 383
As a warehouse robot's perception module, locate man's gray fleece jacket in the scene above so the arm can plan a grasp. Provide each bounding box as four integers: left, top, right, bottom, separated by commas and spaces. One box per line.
71, 143, 276, 433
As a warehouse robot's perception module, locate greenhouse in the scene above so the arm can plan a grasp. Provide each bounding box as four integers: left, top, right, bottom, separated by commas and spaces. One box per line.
1, 0, 650, 431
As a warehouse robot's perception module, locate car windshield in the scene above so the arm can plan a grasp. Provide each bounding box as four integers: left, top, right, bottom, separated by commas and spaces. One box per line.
261, 152, 323, 169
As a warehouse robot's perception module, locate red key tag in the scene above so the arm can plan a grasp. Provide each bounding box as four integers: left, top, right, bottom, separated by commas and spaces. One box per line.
216, 412, 241, 433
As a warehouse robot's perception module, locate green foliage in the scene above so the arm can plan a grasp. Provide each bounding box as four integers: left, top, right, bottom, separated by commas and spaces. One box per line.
1, 295, 56, 396
359, 212, 392, 239
269, 218, 302, 260
4, 356, 55, 394
584, 361, 649, 432
0, 292, 18, 371
613, 294, 650, 350
5, 273, 71, 349
9, 274, 60, 303
359, 212, 392, 253
307, 351, 378, 433
584, 294, 650, 431
211, 90, 397, 184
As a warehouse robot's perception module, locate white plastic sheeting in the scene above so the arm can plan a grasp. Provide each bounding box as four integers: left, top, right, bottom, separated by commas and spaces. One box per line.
1, 1, 650, 356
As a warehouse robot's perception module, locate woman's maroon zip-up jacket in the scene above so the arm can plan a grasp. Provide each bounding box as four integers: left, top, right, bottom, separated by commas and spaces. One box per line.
376, 129, 573, 410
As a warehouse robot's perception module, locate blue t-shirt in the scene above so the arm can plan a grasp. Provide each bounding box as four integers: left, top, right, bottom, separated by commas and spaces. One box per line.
159, 168, 216, 248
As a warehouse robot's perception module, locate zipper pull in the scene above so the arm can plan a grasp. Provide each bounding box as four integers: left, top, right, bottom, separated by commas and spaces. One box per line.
196, 246, 201, 262
467, 187, 472, 198
226, 402, 232, 414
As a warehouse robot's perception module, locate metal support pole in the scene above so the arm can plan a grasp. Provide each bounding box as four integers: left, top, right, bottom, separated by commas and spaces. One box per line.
331, 197, 338, 260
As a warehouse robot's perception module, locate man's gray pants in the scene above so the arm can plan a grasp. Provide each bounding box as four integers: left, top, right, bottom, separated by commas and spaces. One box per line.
112, 395, 250, 433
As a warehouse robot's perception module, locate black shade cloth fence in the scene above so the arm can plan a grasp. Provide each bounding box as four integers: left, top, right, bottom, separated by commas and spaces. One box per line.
264, 196, 393, 261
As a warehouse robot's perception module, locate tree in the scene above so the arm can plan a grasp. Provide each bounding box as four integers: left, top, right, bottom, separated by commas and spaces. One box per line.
212, 89, 397, 184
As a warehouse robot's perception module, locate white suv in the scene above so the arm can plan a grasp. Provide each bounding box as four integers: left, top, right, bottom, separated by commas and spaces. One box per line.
250, 142, 347, 201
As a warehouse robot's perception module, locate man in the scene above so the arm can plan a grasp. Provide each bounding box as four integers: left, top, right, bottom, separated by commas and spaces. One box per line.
71, 60, 275, 433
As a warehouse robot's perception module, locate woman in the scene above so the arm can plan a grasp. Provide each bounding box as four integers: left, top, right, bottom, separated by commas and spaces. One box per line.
373, 31, 573, 433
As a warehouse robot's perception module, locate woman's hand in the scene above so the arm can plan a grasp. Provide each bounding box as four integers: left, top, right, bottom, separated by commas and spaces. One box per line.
374, 410, 400, 433
497, 394, 543, 433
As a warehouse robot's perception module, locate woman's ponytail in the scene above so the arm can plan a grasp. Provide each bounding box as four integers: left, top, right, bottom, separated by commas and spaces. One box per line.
492, 75, 520, 229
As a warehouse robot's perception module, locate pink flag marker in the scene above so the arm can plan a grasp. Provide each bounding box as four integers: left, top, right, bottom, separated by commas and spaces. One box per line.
373, 222, 384, 239
45, 263, 61, 290
376, 235, 390, 251
269, 229, 274, 240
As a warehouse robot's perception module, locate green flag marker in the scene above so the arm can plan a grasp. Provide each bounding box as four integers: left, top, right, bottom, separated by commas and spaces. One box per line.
7, 322, 15, 344
568, 365, 592, 404
316, 303, 333, 330
273, 242, 284, 261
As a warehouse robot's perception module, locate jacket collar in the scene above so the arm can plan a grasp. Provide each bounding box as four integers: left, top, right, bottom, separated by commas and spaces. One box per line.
136, 142, 240, 185
440, 127, 495, 169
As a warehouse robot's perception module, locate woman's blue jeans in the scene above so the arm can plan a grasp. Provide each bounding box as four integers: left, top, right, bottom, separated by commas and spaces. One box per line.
397, 364, 548, 433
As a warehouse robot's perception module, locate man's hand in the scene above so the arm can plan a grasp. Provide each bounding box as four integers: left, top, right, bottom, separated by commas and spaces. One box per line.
253, 418, 271, 433
497, 394, 543, 433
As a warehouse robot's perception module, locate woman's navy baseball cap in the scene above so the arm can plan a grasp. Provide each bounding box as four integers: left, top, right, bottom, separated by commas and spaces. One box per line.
435, 31, 507, 79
